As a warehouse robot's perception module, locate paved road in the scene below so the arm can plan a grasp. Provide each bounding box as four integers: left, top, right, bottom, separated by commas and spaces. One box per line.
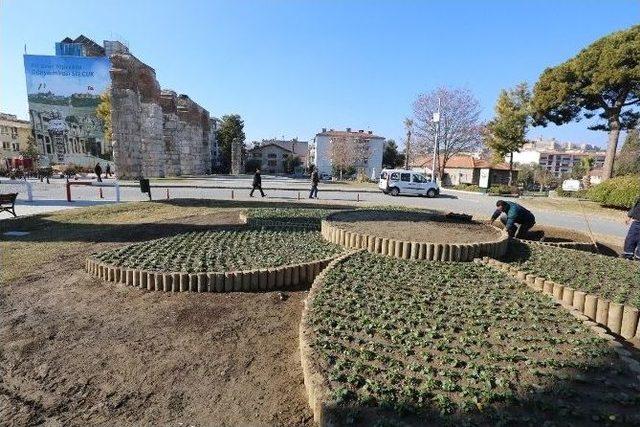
0, 176, 628, 240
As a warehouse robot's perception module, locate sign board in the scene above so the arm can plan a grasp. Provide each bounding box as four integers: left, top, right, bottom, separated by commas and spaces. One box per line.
479, 168, 490, 189
23, 55, 111, 161
561, 179, 582, 192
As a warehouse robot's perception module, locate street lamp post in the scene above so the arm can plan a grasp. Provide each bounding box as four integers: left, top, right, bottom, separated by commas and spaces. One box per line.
431, 97, 441, 183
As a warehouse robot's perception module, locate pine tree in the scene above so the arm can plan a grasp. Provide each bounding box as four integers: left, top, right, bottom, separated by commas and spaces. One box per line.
615, 128, 640, 176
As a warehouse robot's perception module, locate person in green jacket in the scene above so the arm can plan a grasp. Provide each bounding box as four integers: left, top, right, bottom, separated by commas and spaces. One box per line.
489, 200, 536, 237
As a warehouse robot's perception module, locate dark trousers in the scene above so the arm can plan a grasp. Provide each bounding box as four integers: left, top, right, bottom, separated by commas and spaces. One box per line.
623, 220, 640, 259
309, 184, 318, 198
250, 185, 265, 197
500, 214, 535, 238
96, 173, 102, 182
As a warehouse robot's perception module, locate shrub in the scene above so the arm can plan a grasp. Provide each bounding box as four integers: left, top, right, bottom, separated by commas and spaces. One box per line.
555, 187, 587, 198
487, 184, 518, 195
586, 175, 640, 209
452, 183, 481, 192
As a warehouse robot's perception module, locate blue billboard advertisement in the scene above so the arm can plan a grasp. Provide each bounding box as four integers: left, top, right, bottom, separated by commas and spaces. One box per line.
23, 55, 111, 162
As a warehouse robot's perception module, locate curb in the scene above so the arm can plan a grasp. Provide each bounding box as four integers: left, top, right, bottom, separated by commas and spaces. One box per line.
320, 212, 509, 262
477, 257, 640, 347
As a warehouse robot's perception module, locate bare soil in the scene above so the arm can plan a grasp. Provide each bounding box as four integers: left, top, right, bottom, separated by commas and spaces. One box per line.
329, 210, 501, 243
522, 224, 592, 243
0, 211, 313, 426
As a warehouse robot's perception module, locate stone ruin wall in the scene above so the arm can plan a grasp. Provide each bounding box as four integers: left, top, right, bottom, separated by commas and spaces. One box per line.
110, 53, 211, 179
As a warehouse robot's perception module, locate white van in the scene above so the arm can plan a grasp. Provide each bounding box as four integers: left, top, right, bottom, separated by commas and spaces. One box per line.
379, 169, 440, 198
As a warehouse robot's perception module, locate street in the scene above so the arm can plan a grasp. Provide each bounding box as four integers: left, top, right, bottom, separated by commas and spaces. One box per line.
1, 175, 628, 240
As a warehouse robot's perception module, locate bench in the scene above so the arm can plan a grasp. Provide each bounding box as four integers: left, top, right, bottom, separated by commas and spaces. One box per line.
0, 193, 18, 217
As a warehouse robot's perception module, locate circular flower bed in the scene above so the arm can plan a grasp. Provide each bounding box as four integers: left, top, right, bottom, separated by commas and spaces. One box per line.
301, 252, 640, 425
87, 229, 345, 292
321, 210, 508, 261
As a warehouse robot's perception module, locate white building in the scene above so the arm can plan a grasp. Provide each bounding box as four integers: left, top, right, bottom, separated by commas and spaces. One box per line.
509, 143, 606, 178
312, 128, 384, 178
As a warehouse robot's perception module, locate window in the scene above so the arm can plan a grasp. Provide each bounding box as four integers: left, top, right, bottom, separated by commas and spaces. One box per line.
2, 142, 9, 150
45, 136, 52, 154
380, 172, 388, 179
401, 173, 410, 182
11, 142, 19, 151
267, 153, 277, 159
282, 153, 289, 159
390, 172, 399, 181
267, 160, 277, 167
412, 174, 425, 183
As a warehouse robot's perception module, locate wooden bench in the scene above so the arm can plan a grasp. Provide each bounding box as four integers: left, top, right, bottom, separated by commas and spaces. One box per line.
0, 193, 18, 217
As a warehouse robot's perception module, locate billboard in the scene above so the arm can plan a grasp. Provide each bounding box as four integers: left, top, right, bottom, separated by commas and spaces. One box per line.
23, 55, 111, 162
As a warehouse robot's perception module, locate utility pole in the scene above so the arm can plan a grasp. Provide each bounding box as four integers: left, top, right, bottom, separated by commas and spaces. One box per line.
404, 118, 413, 170
431, 97, 441, 183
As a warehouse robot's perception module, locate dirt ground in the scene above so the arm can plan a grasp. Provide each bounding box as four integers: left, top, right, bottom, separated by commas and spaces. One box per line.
1, 207, 314, 426
522, 224, 592, 243
330, 210, 501, 243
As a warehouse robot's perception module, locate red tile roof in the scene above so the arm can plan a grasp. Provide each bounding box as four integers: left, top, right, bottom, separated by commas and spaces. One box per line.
411, 155, 515, 171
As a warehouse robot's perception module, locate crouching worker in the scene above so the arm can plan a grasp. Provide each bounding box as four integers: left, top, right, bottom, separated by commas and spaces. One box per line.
622, 196, 640, 260
489, 200, 536, 238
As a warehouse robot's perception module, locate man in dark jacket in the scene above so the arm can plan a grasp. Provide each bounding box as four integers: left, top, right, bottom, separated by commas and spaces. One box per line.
622, 197, 640, 260
309, 167, 319, 199
489, 200, 536, 237
250, 169, 265, 197
94, 163, 103, 182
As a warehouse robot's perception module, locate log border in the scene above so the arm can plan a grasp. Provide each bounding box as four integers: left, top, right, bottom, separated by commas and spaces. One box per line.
85, 253, 342, 293
320, 212, 510, 262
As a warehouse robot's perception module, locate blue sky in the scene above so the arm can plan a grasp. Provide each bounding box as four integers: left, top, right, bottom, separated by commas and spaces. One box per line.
1, 0, 638, 147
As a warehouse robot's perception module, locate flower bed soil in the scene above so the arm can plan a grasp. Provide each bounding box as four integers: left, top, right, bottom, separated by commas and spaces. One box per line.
503, 240, 640, 307
327, 210, 501, 243
241, 208, 337, 229
301, 252, 640, 426
522, 225, 592, 243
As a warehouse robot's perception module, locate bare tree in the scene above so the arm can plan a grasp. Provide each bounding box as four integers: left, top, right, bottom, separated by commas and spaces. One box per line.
412, 87, 483, 179
329, 135, 371, 180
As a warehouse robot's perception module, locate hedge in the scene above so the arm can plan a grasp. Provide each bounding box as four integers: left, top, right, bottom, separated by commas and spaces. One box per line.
586, 175, 640, 209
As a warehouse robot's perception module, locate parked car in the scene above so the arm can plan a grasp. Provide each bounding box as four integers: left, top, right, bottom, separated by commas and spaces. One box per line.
378, 169, 439, 198
320, 173, 332, 181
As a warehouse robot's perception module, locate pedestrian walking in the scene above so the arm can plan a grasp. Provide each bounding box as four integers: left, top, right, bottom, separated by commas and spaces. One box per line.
94, 162, 103, 183
105, 163, 112, 178
309, 167, 319, 199
622, 197, 640, 260
249, 169, 265, 197
489, 200, 536, 238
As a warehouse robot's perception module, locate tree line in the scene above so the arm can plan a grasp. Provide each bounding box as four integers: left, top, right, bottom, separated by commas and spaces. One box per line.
398, 24, 640, 186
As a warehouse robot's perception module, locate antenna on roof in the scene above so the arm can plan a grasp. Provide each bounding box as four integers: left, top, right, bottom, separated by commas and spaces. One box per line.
24, 44, 27, 54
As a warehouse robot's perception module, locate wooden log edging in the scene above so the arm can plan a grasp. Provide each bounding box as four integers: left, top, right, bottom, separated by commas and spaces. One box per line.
320, 218, 509, 262
477, 257, 640, 350
85, 253, 342, 293
518, 238, 597, 252
299, 249, 363, 427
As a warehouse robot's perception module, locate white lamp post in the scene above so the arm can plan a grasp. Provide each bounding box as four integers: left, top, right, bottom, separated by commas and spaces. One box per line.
431, 98, 441, 183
